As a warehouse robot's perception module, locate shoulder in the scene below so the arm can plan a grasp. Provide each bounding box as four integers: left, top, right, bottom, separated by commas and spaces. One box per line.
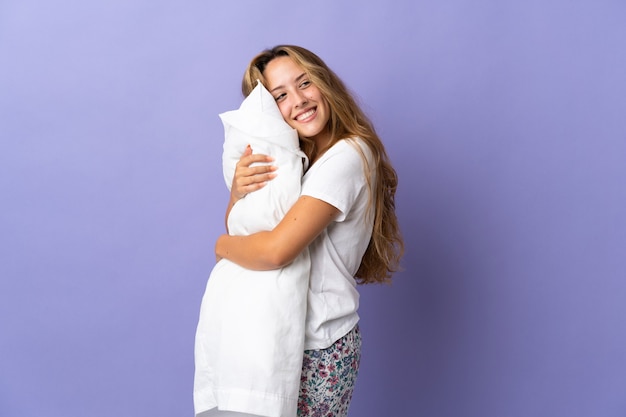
302, 137, 373, 201
328, 137, 370, 156
302, 138, 373, 219
315, 137, 373, 170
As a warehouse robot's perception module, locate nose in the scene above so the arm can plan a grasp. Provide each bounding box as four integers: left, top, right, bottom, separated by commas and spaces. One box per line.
294, 90, 308, 108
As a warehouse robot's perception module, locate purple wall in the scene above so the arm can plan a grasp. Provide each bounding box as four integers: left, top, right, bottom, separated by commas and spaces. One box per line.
1, 1, 625, 416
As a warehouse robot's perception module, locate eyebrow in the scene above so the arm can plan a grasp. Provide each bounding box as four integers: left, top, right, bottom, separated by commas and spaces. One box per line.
270, 72, 307, 94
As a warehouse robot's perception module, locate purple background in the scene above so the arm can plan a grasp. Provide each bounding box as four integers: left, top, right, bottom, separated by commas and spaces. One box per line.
1, 1, 625, 416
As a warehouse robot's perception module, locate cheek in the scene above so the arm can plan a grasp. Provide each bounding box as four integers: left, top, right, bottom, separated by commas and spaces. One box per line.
319, 99, 331, 122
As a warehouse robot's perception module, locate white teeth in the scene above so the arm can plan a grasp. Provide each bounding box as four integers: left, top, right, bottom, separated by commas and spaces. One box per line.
296, 109, 315, 121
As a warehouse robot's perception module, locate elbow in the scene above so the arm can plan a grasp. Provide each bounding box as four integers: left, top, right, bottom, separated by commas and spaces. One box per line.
261, 246, 296, 270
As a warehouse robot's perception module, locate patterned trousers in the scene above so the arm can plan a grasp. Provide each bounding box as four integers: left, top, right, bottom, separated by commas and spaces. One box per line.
297, 325, 362, 417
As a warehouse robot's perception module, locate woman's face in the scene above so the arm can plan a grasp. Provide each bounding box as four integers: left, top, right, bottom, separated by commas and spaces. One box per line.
263, 56, 331, 145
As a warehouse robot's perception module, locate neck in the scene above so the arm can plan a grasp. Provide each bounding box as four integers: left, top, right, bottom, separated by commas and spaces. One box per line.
311, 127, 332, 151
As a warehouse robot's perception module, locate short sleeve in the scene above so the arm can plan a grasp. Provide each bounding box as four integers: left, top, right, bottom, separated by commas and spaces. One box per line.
301, 139, 371, 222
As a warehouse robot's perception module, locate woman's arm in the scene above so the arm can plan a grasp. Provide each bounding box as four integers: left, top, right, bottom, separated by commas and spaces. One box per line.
216, 195, 340, 270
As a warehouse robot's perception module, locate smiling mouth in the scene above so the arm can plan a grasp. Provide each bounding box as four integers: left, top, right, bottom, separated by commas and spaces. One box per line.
295, 108, 316, 121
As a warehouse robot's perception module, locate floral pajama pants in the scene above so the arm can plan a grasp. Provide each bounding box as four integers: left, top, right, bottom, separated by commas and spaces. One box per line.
297, 325, 362, 417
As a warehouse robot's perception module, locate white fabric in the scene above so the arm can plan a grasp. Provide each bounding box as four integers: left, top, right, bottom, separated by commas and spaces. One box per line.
194, 81, 310, 417
300, 138, 375, 350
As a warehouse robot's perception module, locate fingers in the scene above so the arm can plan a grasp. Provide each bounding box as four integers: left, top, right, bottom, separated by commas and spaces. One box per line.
238, 176, 271, 194
242, 163, 278, 176
231, 145, 277, 200
231, 176, 272, 201
235, 166, 277, 190
237, 152, 274, 169
237, 144, 273, 166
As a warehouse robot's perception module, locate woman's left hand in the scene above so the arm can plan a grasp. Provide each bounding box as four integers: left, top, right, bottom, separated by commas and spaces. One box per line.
230, 144, 277, 203
222, 145, 277, 235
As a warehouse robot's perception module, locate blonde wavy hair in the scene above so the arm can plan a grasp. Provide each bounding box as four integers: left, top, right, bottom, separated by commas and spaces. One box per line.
241, 45, 403, 284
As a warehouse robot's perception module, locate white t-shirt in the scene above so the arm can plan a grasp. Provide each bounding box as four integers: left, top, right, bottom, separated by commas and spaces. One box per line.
301, 137, 376, 350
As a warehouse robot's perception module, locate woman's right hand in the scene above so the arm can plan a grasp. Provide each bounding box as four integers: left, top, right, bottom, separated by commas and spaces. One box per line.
230, 144, 277, 202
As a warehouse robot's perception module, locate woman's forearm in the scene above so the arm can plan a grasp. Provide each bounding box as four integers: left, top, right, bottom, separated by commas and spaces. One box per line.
216, 232, 286, 270
216, 195, 340, 271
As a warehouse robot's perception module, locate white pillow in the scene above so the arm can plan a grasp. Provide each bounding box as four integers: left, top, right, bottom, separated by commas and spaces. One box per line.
219, 80, 307, 235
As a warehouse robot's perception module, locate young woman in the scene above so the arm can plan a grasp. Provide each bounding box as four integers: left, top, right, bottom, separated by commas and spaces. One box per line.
216, 45, 403, 417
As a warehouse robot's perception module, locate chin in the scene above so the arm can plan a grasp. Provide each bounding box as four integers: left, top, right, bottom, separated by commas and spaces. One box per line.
300, 127, 324, 139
